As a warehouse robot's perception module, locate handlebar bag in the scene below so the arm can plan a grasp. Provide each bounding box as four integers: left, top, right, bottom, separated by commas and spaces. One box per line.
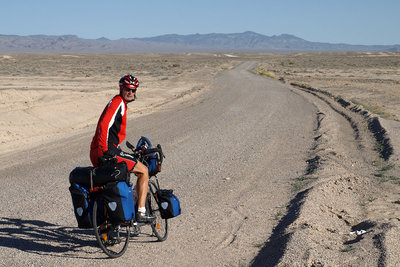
145, 151, 162, 177
69, 183, 93, 229
101, 181, 135, 224
156, 189, 181, 219
136, 136, 152, 150
136, 136, 163, 176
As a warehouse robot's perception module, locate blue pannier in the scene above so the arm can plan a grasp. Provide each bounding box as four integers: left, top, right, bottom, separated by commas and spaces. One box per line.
101, 181, 135, 223
156, 190, 181, 219
69, 183, 93, 229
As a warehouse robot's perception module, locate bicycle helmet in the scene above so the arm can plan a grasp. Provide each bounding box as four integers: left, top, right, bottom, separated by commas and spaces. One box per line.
119, 74, 139, 90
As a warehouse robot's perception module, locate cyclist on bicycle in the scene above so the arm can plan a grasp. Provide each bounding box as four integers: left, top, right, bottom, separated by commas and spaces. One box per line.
90, 74, 155, 223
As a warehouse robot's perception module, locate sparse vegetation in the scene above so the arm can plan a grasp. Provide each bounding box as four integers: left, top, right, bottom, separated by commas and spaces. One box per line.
230, 260, 254, 267
378, 175, 400, 183
340, 246, 355, 253
252, 242, 265, 248
293, 175, 318, 191
274, 210, 284, 220
360, 197, 377, 206
237, 261, 250, 267
372, 158, 384, 168
374, 140, 385, 155
290, 81, 312, 89
389, 176, 400, 184
273, 205, 287, 221
350, 98, 397, 120
373, 160, 398, 183
369, 197, 377, 202
255, 68, 276, 78
380, 163, 395, 172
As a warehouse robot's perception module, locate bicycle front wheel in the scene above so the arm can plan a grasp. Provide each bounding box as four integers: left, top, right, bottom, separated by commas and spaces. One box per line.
93, 199, 130, 258
149, 182, 168, 241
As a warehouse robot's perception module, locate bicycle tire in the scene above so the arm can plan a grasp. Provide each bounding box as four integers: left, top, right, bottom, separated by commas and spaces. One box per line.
148, 181, 168, 241
93, 199, 130, 258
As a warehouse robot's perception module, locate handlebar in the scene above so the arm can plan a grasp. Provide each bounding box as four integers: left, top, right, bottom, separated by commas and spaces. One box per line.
142, 147, 163, 155
126, 141, 165, 161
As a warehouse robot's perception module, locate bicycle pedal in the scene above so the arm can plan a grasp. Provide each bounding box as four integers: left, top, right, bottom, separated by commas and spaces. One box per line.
131, 226, 141, 236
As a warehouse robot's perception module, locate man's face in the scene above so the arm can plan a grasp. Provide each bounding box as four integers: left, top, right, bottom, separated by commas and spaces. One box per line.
121, 87, 136, 102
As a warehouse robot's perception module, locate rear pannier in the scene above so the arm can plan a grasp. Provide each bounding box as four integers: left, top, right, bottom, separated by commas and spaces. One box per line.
69, 183, 93, 229
101, 181, 135, 224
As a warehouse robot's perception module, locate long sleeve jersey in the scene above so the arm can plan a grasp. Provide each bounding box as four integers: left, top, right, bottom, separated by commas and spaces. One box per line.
90, 95, 127, 154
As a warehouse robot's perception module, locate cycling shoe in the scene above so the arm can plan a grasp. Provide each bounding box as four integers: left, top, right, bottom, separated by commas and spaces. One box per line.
136, 212, 156, 223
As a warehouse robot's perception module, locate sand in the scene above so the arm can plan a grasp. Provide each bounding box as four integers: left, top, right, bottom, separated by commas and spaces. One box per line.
0, 53, 238, 154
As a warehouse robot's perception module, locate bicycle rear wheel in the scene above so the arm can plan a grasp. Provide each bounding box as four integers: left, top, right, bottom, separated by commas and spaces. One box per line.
148, 182, 168, 241
92, 200, 130, 258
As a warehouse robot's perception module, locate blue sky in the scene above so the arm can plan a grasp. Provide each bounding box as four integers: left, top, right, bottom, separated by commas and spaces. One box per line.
1, 0, 399, 45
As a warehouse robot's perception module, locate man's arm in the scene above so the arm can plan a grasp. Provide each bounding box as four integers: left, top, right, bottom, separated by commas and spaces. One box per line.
97, 97, 125, 153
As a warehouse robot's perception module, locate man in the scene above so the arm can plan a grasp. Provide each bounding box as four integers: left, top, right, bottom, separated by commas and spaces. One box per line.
90, 74, 155, 222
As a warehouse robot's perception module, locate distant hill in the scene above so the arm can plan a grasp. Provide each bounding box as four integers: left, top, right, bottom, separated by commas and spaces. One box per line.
0, 31, 399, 53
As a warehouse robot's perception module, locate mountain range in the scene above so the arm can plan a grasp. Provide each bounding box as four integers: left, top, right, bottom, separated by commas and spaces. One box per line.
0, 31, 399, 53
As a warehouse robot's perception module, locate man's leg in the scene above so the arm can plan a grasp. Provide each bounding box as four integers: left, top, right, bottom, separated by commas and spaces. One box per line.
114, 153, 155, 222
132, 161, 155, 222
114, 152, 147, 205
132, 161, 149, 209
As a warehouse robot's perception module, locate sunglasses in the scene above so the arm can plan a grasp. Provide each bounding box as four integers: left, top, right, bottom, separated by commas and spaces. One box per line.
124, 87, 137, 93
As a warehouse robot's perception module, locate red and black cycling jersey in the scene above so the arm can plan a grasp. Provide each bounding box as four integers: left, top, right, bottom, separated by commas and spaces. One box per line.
91, 95, 127, 154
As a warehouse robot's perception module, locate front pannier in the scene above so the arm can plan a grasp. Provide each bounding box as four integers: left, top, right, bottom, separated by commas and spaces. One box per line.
156, 189, 181, 219
101, 181, 135, 223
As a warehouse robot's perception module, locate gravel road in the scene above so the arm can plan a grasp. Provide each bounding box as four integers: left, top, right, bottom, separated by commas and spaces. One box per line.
0, 62, 317, 266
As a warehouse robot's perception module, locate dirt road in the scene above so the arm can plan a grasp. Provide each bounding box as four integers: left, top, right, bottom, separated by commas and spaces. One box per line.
0, 61, 318, 266
2, 58, 398, 266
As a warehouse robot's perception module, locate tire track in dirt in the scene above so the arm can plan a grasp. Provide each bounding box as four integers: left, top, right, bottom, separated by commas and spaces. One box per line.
252, 82, 400, 266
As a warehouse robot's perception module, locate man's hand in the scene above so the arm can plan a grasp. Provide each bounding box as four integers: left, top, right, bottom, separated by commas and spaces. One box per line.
103, 149, 116, 158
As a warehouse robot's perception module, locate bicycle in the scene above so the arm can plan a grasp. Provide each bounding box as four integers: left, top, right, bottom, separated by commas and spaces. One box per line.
89, 141, 167, 258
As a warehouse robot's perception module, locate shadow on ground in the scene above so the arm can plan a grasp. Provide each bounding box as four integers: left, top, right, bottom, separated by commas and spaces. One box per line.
251, 189, 310, 266
0, 217, 97, 259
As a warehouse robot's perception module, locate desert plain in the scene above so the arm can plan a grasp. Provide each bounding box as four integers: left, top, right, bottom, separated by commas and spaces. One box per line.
0, 52, 399, 266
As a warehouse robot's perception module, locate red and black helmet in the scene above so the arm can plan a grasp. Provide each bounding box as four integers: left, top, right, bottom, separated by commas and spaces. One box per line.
119, 74, 139, 90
